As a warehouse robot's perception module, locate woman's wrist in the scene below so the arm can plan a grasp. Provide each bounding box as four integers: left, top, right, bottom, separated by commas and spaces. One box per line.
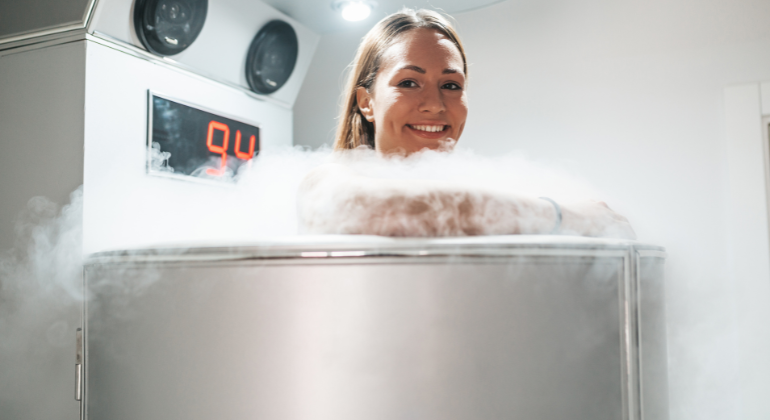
558, 202, 581, 236
538, 197, 562, 234
557, 200, 636, 239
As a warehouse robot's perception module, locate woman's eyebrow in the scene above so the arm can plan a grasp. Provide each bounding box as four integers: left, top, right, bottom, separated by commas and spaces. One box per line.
399, 65, 426, 74
397, 65, 463, 75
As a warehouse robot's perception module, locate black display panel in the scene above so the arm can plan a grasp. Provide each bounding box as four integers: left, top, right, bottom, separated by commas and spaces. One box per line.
149, 94, 260, 180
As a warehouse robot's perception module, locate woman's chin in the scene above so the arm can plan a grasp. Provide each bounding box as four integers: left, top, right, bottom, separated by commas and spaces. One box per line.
409, 136, 457, 154
377, 132, 458, 155
382, 143, 454, 157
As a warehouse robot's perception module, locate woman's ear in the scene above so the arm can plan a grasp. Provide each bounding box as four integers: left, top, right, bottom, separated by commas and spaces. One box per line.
356, 86, 375, 123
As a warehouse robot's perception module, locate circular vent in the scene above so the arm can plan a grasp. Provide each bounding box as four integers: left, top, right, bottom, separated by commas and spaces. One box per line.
245, 20, 299, 95
134, 0, 208, 56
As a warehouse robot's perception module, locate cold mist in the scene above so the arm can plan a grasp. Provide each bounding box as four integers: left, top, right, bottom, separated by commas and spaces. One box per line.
0, 146, 628, 416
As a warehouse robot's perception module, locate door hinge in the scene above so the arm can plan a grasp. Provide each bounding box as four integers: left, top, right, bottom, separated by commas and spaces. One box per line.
75, 327, 82, 401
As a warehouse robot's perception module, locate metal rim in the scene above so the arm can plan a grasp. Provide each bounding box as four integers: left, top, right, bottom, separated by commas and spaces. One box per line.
84, 236, 665, 265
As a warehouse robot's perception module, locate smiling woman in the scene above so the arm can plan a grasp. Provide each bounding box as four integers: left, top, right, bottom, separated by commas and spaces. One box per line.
335, 9, 467, 152
298, 9, 635, 239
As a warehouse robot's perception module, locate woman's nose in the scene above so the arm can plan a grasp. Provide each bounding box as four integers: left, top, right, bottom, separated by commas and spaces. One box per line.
418, 87, 445, 113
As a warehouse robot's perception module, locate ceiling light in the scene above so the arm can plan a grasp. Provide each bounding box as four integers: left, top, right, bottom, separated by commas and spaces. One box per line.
332, 0, 376, 22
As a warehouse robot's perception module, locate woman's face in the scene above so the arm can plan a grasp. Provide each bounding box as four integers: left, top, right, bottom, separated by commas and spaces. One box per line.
357, 28, 468, 154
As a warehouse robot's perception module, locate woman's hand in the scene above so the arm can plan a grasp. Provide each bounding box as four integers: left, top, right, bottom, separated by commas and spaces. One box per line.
560, 200, 636, 240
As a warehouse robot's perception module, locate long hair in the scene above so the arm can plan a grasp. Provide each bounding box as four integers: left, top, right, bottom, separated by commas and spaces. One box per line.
333, 9, 467, 150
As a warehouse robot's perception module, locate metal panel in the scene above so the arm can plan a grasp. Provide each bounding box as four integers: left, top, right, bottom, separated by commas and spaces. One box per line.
83, 239, 667, 420
637, 253, 669, 420
0, 0, 95, 44
0, 41, 86, 250
0, 45, 87, 418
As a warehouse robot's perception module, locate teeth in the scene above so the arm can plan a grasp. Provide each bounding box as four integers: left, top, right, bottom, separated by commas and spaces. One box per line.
411, 125, 446, 132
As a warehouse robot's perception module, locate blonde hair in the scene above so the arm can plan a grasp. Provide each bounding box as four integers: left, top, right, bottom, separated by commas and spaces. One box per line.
333, 9, 467, 150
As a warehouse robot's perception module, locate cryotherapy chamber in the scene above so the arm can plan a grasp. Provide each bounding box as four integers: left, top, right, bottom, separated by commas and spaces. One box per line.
82, 236, 669, 420
0, 0, 669, 419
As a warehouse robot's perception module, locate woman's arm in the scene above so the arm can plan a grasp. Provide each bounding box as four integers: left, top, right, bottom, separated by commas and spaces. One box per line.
297, 163, 636, 239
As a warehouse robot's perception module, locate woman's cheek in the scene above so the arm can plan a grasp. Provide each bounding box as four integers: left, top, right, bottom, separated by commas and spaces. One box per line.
458, 95, 469, 118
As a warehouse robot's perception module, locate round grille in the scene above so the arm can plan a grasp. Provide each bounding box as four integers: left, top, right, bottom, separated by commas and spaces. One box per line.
245, 20, 299, 94
133, 0, 208, 56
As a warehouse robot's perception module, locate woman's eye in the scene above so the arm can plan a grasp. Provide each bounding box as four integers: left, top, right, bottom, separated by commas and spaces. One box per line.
398, 80, 418, 88
442, 82, 462, 90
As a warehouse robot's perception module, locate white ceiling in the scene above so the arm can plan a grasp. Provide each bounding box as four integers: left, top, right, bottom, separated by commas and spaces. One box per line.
262, 0, 505, 34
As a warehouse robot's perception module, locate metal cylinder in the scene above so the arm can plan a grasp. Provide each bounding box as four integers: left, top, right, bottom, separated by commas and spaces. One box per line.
82, 236, 668, 420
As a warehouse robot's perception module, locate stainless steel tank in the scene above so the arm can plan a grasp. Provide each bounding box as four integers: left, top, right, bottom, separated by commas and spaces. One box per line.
81, 236, 668, 420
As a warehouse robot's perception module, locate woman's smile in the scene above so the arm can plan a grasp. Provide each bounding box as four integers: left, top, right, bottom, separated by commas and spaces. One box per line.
406, 123, 450, 139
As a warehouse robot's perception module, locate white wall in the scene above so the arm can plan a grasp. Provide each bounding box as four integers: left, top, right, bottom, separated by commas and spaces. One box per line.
724, 83, 770, 420
294, 28, 368, 149
293, 0, 770, 419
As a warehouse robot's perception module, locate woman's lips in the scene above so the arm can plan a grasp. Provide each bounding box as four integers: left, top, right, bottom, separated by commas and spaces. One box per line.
407, 124, 449, 139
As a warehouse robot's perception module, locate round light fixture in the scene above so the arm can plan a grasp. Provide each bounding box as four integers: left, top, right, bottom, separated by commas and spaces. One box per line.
332, 0, 376, 22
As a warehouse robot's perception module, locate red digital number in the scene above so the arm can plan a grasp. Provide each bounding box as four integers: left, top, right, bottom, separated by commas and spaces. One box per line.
206, 120, 229, 176
205, 121, 256, 176
234, 130, 256, 160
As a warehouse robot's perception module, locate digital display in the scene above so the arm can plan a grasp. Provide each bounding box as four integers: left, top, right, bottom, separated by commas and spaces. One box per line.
148, 94, 260, 180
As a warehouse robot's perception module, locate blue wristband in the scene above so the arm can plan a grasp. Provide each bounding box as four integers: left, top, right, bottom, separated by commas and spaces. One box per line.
539, 197, 562, 234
